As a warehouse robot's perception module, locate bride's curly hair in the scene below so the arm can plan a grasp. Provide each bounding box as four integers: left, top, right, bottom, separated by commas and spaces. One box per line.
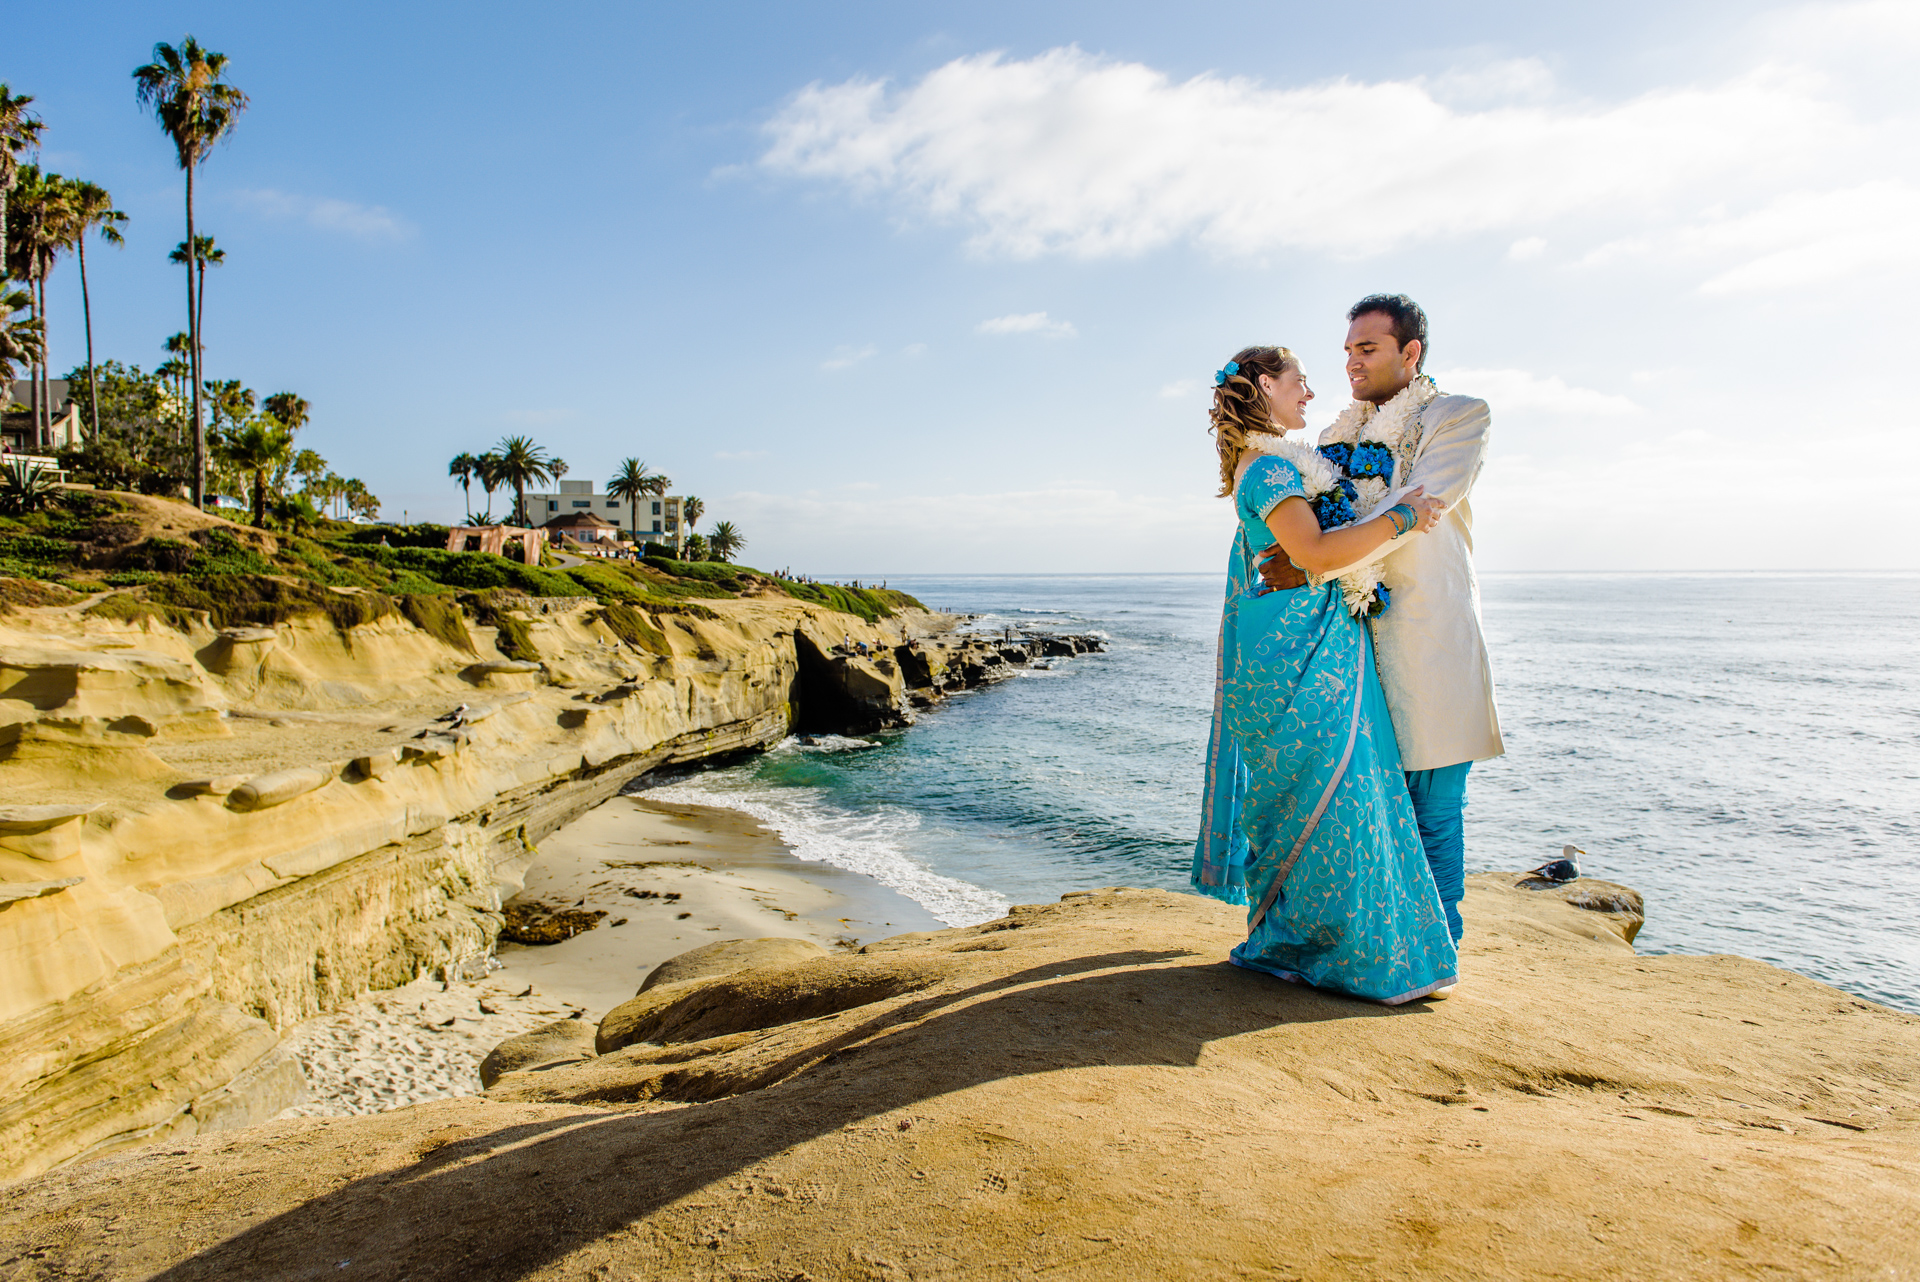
1210, 345, 1298, 496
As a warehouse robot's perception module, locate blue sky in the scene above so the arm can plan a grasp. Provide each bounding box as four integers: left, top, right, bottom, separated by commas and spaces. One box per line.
11, 1, 1917, 572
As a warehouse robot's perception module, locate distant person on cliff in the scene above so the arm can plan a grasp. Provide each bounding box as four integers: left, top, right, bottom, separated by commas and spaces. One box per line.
1189, 342, 1457, 1004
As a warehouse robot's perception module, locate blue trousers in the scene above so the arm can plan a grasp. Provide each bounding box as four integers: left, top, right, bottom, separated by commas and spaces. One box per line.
1405, 762, 1471, 943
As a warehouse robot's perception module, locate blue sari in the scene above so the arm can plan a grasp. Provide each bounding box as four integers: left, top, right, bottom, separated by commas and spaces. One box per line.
1191, 454, 1457, 1004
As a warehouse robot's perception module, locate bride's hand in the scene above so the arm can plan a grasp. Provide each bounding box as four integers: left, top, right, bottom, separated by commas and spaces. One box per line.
1401, 486, 1445, 534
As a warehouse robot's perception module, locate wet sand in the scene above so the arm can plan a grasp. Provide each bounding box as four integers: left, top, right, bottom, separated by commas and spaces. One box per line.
277, 795, 945, 1117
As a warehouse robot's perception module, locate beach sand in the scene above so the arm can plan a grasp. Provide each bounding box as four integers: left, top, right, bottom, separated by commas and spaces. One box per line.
276, 795, 944, 1118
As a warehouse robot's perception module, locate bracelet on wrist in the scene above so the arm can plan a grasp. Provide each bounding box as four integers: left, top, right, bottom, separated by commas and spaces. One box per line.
1386, 503, 1417, 538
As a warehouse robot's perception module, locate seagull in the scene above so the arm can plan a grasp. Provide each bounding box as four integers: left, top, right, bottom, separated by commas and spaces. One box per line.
1529, 845, 1583, 884
433, 704, 470, 724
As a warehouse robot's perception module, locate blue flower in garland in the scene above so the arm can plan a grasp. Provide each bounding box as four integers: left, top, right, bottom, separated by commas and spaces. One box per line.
1214, 361, 1241, 387
1349, 442, 1394, 478
1312, 479, 1358, 530
1317, 442, 1354, 472
1366, 584, 1392, 618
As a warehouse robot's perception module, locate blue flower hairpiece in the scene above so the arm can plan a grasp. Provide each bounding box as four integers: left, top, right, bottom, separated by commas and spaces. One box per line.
1213, 361, 1241, 387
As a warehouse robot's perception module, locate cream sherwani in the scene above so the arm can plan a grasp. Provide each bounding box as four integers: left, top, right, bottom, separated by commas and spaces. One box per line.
1324, 393, 1504, 772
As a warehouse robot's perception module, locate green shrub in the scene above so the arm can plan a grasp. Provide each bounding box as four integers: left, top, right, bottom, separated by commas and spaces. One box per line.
594, 603, 672, 655
186, 530, 275, 577
150, 574, 396, 637
339, 544, 581, 596
399, 593, 474, 653
120, 536, 196, 572
0, 534, 77, 566
387, 568, 452, 596
84, 592, 199, 629
782, 581, 922, 623
104, 569, 163, 587
286, 537, 383, 589
461, 591, 540, 660
336, 522, 451, 550
0, 576, 82, 610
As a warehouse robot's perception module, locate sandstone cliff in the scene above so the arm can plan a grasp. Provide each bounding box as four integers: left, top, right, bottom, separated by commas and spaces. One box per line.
0, 581, 1033, 1180
3, 877, 1915, 1279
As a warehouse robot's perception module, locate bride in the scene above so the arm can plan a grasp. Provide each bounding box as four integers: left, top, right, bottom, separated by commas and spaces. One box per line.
1190, 345, 1458, 1004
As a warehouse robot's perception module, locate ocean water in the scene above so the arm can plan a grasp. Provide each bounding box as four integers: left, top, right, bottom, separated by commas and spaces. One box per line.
642, 573, 1920, 1012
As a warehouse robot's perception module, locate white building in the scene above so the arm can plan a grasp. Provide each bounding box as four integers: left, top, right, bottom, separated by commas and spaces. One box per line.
525, 480, 687, 553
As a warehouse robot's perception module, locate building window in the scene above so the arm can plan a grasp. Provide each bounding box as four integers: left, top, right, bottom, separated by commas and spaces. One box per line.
606, 500, 619, 508
652, 521, 663, 532
547, 500, 557, 511
573, 499, 591, 507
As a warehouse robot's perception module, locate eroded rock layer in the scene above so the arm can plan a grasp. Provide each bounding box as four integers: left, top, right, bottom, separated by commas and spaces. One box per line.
0, 586, 1028, 1179
3, 880, 1916, 1279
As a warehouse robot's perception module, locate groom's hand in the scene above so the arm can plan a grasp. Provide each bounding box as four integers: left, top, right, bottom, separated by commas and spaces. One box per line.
1255, 547, 1308, 593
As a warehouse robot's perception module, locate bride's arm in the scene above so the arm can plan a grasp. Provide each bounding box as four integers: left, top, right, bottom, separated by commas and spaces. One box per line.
1264, 489, 1440, 576
1312, 397, 1490, 580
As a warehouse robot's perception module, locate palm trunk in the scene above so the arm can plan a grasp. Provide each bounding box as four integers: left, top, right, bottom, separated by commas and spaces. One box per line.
185, 166, 205, 507
195, 259, 206, 375
253, 468, 265, 527
35, 268, 47, 449
78, 235, 99, 443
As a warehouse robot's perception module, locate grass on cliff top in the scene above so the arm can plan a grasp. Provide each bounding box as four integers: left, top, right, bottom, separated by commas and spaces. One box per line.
642, 556, 921, 623
25, 493, 915, 652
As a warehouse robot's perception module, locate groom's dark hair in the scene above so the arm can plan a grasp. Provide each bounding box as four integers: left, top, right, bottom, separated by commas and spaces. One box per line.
1348, 294, 1428, 371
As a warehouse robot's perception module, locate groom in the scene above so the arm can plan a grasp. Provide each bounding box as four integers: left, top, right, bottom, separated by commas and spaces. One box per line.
1259, 294, 1504, 942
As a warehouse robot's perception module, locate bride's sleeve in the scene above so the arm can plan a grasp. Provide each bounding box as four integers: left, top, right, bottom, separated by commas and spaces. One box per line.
1238, 456, 1305, 523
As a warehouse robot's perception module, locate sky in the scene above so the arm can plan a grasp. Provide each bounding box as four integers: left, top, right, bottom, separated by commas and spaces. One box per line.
10, 0, 1919, 573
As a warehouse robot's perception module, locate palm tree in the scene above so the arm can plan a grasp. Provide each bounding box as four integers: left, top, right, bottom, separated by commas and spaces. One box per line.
448, 451, 480, 520
709, 520, 745, 563
491, 434, 552, 527
155, 357, 190, 409
4, 164, 72, 445
606, 457, 670, 544
550, 457, 568, 481
0, 86, 43, 288
682, 532, 710, 562
0, 286, 43, 390
134, 37, 249, 507
67, 181, 127, 442
169, 235, 222, 371
681, 494, 705, 529
262, 391, 309, 431
206, 378, 254, 428
474, 450, 505, 522
213, 417, 292, 527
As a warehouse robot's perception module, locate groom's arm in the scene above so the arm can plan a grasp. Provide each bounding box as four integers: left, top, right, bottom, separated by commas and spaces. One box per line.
1405, 396, 1491, 513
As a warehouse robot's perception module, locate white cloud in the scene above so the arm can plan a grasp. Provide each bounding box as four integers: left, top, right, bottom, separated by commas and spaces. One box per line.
1159, 379, 1203, 399
1580, 182, 1920, 294
235, 189, 412, 240
1430, 367, 1641, 418
901, 342, 928, 357
820, 343, 878, 370
1507, 236, 1547, 261
977, 311, 1076, 338
758, 47, 1854, 263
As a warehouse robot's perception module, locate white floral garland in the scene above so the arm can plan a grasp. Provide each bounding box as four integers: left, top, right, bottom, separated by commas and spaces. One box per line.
1318, 374, 1439, 519
1236, 374, 1438, 618
1237, 431, 1379, 618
